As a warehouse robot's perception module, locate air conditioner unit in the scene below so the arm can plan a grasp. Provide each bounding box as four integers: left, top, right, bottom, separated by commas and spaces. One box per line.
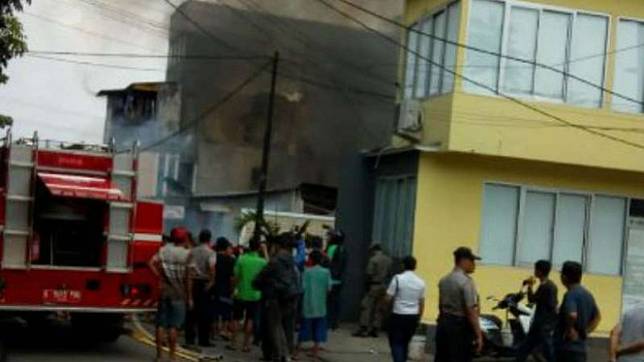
397, 99, 424, 134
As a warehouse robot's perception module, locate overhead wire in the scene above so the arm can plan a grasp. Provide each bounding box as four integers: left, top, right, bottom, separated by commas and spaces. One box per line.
69, 0, 169, 39
233, 0, 394, 140
25, 53, 164, 72
312, 0, 644, 151
161, 0, 395, 100
27, 50, 270, 60
325, 0, 644, 108
24, 12, 162, 52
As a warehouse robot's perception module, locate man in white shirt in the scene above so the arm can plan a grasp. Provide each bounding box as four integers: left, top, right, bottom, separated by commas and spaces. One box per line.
610, 305, 644, 362
385, 256, 426, 362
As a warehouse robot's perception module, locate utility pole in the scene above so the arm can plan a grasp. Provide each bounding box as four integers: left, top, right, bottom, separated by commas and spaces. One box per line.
254, 51, 279, 240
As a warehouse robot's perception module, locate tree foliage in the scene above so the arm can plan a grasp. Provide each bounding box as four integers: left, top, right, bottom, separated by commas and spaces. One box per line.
0, 0, 30, 128
1, 0, 30, 84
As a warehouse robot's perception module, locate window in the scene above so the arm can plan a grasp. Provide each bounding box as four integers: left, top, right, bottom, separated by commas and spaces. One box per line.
588, 196, 627, 275
464, 0, 504, 96
613, 20, 644, 113
372, 176, 417, 258
518, 191, 555, 266
480, 183, 627, 276
480, 184, 519, 265
465, 0, 609, 107
402, 1, 461, 99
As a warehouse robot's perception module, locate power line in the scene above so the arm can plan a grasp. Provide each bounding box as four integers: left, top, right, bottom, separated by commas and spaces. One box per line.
236, 0, 395, 89
136, 61, 271, 153
27, 50, 269, 60
326, 0, 644, 108
312, 0, 644, 151
24, 12, 162, 52
161, 0, 395, 100
69, 0, 169, 39
25, 54, 163, 71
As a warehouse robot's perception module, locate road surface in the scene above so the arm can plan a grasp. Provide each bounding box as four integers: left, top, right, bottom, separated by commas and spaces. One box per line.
2, 319, 157, 361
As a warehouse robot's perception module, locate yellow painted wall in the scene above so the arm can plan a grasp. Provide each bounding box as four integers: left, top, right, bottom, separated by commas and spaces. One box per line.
414, 152, 644, 333
401, 0, 644, 172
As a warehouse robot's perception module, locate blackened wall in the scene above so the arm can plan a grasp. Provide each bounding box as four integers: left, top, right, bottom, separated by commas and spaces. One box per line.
166, 1, 399, 196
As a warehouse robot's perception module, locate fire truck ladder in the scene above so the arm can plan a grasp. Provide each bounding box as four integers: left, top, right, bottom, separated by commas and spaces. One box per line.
2, 132, 37, 269
105, 143, 139, 273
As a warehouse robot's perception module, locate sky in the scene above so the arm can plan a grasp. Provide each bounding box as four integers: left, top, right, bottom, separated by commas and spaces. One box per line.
0, 0, 172, 143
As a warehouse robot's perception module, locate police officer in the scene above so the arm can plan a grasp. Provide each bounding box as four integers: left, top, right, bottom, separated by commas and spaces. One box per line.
354, 244, 393, 337
435, 247, 483, 362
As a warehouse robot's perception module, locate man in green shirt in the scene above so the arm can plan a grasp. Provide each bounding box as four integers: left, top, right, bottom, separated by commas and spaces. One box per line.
229, 238, 267, 352
295, 250, 332, 360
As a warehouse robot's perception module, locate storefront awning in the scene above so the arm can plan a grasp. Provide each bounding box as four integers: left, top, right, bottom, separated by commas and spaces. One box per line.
38, 172, 125, 201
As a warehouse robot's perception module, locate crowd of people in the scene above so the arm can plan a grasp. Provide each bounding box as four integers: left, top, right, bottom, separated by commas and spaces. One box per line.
148, 225, 644, 362
148, 226, 346, 362
357, 245, 644, 362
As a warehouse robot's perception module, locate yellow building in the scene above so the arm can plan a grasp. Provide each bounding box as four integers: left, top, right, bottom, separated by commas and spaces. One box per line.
350, 0, 644, 334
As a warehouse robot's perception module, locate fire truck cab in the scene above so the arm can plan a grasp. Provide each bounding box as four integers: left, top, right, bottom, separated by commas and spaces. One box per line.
0, 131, 162, 340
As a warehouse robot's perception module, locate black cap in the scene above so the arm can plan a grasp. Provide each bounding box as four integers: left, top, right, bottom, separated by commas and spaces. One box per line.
454, 247, 481, 261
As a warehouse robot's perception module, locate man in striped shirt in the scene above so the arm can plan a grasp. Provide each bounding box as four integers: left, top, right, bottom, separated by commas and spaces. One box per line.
150, 227, 193, 362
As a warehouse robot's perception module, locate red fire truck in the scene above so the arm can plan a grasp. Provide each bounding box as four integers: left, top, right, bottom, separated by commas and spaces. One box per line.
0, 131, 162, 341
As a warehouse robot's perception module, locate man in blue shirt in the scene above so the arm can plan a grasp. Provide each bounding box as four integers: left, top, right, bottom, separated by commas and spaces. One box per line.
555, 261, 602, 362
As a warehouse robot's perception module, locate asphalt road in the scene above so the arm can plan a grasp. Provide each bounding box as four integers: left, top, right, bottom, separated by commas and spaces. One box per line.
1, 320, 157, 362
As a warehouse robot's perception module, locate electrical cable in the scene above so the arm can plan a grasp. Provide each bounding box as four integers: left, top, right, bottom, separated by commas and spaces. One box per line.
325, 0, 644, 107
161, 0, 395, 100
134, 60, 271, 153
27, 50, 270, 60
24, 12, 161, 52
25, 53, 163, 72
312, 0, 644, 151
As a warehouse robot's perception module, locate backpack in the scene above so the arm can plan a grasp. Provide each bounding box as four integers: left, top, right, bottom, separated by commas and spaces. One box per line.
271, 257, 300, 300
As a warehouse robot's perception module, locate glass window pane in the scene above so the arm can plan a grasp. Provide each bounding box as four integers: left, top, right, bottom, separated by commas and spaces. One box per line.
588, 196, 626, 275
404, 25, 420, 99
416, 19, 433, 98
429, 11, 447, 95
553, 194, 588, 266
535, 11, 570, 99
480, 184, 519, 265
503, 7, 539, 95
372, 180, 387, 244
613, 21, 644, 113
518, 191, 555, 266
442, 2, 461, 93
464, 0, 505, 95
567, 14, 608, 107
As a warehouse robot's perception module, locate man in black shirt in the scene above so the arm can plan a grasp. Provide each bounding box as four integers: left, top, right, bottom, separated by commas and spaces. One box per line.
516, 260, 558, 362
213, 237, 235, 340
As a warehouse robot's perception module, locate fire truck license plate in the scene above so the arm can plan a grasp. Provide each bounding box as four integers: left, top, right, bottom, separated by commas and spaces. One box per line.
42, 289, 82, 304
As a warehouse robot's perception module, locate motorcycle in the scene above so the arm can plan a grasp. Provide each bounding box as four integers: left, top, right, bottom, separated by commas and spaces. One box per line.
478, 286, 535, 359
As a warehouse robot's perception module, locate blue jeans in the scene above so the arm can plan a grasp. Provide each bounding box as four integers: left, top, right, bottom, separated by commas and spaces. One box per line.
388, 314, 420, 362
